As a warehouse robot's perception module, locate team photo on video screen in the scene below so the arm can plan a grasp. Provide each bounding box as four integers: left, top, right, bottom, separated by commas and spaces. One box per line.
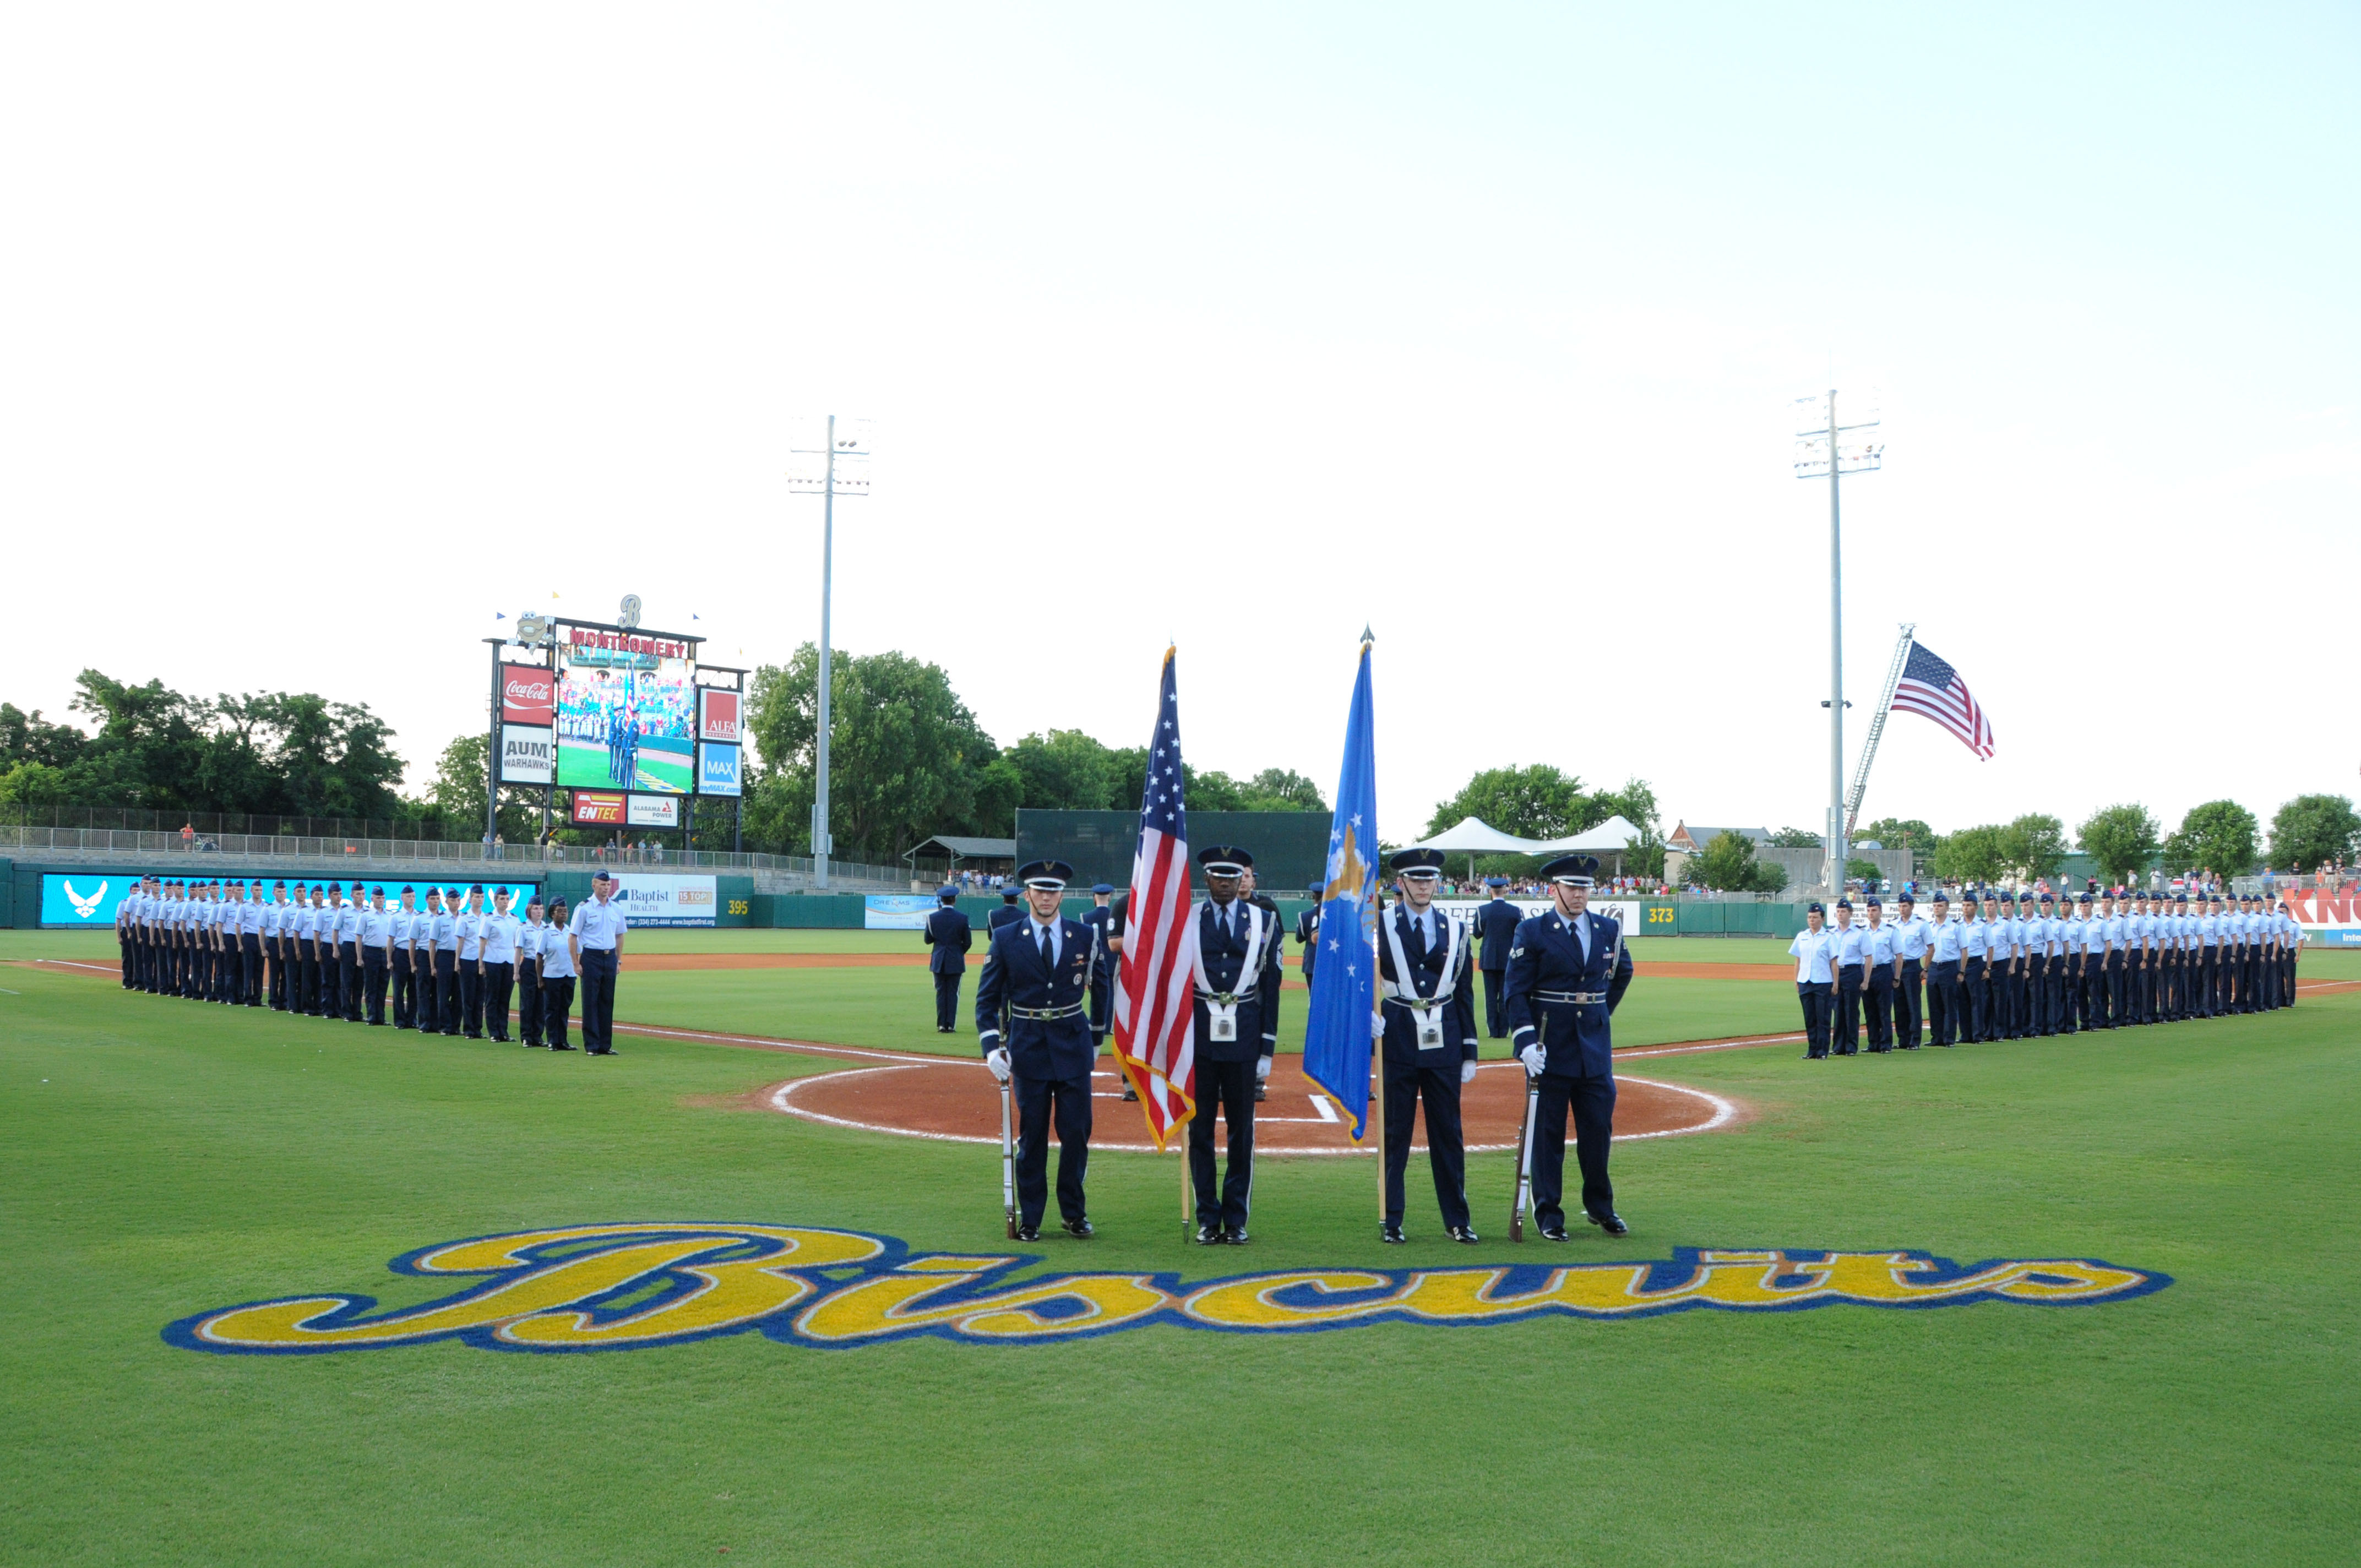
554, 662, 698, 796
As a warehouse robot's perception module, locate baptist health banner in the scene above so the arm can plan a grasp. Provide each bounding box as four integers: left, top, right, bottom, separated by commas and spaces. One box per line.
864, 895, 939, 930
39, 874, 542, 929
607, 874, 717, 928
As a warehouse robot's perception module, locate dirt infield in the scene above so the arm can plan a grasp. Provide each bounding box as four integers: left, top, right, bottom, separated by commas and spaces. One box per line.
762, 1057, 1739, 1155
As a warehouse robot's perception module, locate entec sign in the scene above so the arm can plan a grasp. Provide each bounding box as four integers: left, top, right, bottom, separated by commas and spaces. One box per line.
501, 665, 554, 726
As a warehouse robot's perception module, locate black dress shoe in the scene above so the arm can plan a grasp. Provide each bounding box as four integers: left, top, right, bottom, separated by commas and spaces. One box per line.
1062, 1218, 1094, 1238
1223, 1227, 1249, 1246
1588, 1211, 1629, 1237
1194, 1224, 1223, 1245
1538, 1223, 1569, 1242
1381, 1223, 1406, 1244
1449, 1225, 1481, 1244
1253, 1084, 1266, 1102
588, 1048, 615, 1056
1122, 1085, 1138, 1101
549, 1043, 576, 1052
1015, 1226, 1040, 1242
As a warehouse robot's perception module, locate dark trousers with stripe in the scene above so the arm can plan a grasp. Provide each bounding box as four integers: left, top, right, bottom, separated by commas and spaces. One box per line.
1014, 1071, 1093, 1230
1188, 1059, 1256, 1230
934, 972, 962, 1031
1384, 1062, 1469, 1230
1530, 1072, 1615, 1232
1482, 968, 1509, 1038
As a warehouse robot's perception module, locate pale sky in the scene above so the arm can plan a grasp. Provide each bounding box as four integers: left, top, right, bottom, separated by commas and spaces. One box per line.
5, 4, 2354, 847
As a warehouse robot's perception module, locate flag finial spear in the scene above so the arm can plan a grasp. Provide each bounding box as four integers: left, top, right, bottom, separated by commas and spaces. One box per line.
1361, 624, 1373, 644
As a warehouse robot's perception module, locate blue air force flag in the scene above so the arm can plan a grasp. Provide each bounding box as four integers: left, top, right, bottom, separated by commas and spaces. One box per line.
1301, 638, 1380, 1139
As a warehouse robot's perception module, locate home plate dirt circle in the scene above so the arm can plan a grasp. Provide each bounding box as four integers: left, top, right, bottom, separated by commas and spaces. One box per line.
764, 1058, 1738, 1155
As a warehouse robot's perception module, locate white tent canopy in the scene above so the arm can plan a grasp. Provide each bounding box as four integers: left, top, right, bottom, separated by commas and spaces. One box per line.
1409, 814, 1645, 857
1533, 815, 1644, 853
1408, 816, 1550, 853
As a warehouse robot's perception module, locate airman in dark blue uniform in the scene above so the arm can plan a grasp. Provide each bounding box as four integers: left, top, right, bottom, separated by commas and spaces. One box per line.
1189, 845, 1282, 1245
1081, 884, 1117, 1046
1376, 850, 1481, 1244
1475, 876, 1522, 1038
1294, 883, 1322, 987
1504, 854, 1636, 1240
976, 859, 1101, 1240
922, 885, 972, 1033
988, 885, 1024, 934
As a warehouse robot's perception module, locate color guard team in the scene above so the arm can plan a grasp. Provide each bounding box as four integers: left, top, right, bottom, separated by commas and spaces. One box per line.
957, 846, 1635, 1247
1787, 886, 2305, 1057
112, 869, 633, 1055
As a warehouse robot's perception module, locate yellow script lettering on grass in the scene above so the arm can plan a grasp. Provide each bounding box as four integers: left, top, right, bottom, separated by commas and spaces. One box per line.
165, 1230, 2170, 1355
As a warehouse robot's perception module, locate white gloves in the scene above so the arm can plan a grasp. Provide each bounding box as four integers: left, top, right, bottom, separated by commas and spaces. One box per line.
985, 1048, 1011, 1083
1370, 1014, 1386, 1042
1519, 1044, 1545, 1079
1460, 1059, 1478, 1086
1254, 1055, 1272, 1082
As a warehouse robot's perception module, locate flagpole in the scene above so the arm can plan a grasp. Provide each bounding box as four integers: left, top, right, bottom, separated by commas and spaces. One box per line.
1181, 1102, 1193, 1238
1372, 891, 1386, 1224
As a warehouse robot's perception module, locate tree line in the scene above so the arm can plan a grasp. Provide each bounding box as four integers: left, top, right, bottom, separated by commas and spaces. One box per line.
1858, 798, 2360, 888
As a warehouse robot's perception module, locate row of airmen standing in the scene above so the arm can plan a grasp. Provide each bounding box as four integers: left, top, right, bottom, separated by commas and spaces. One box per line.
111, 872, 630, 1053
1786, 887, 2306, 1057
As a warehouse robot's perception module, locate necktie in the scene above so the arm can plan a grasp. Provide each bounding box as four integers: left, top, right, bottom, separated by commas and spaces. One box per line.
1039, 925, 1054, 970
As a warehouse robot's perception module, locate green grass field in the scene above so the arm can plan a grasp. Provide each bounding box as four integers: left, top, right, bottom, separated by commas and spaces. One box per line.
3, 929, 2357, 1563
556, 736, 694, 795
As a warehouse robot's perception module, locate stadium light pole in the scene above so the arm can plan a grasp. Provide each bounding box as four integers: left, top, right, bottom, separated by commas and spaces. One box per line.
1793, 390, 1883, 895
788, 417, 872, 890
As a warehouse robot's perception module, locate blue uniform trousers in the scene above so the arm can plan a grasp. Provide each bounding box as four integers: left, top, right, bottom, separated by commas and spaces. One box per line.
1014, 1071, 1092, 1229
933, 972, 962, 1031
1896, 959, 1924, 1046
1482, 968, 1510, 1038
1530, 1073, 1615, 1231
1963, 959, 1989, 1041
1188, 1059, 1257, 1231
1927, 960, 1960, 1044
579, 949, 618, 1053
432, 950, 459, 1032
1865, 969, 1894, 1050
2105, 954, 2126, 1025
1833, 966, 1862, 1054
1798, 981, 1832, 1056
1383, 1061, 1469, 1231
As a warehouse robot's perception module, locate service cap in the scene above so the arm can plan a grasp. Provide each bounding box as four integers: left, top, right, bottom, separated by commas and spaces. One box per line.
1538, 853, 1598, 887
1196, 845, 1254, 876
1389, 848, 1445, 878
1091, 883, 1115, 895
1016, 859, 1073, 891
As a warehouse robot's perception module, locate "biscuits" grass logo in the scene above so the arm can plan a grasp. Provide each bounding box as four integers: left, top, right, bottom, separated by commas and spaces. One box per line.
165, 1222, 2169, 1355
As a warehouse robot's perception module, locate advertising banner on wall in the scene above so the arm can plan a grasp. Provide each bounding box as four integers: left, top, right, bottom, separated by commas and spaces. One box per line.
500, 725, 554, 785
572, 791, 626, 826
1434, 897, 1645, 935
606, 873, 717, 927
699, 688, 741, 745
697, 743, 741, 797
625, 795, 679, 828
2277, 888, 2361, 943
863, 895, 940, 930
39, 874, 540, 928
501, 664, 555, 726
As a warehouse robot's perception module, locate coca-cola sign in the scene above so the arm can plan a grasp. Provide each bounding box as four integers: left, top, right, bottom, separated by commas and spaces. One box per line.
501, 664, 554, 725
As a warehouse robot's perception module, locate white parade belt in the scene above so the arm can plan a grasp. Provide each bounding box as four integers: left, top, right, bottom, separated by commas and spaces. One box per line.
1007, 1002, 1086, 1021
1193, 903, 1269, 1044
1382, 911, 1463, 1051
1535, 989, 1607, 1005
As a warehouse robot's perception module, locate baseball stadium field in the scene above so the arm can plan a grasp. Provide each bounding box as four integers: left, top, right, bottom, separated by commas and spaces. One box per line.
4, 928, 2356, 1564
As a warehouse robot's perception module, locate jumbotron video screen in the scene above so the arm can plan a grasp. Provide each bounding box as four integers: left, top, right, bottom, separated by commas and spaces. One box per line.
554, 660, 698, 796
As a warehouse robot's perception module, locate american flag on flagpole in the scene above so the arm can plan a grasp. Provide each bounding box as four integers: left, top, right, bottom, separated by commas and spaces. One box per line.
1890, 640, 1995, 759
1111, 647, 1196, 1148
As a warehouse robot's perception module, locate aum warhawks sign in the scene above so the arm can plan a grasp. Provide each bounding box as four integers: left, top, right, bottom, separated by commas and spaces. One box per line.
166, 1222, 2167, 1355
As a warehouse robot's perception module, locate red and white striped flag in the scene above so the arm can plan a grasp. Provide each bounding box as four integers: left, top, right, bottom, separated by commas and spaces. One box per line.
1890, 640, 1995, 759
1111, 647, 1196, 1148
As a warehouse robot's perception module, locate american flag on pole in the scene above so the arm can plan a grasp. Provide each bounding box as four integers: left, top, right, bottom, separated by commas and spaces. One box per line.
1111, 647, 1195, 1148
1890, 640, 1995, 759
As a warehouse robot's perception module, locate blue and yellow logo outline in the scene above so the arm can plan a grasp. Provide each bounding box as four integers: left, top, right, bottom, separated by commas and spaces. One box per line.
164, 1221, 2171, 1356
